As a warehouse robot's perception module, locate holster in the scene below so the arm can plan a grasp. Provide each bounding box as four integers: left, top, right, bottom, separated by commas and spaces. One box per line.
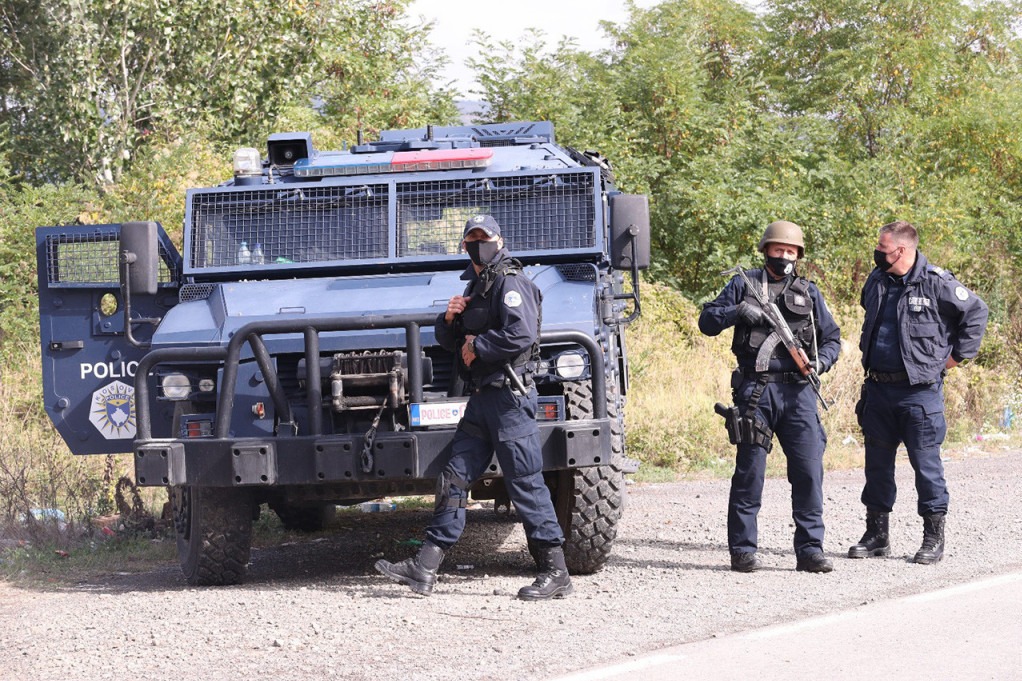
854, 382, 867, 427
714, 380, 774, 453
714, 402, 743, 446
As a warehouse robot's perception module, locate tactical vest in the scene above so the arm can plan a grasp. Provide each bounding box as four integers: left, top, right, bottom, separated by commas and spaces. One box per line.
457, 257, 541, 384
731, 272, 817, 363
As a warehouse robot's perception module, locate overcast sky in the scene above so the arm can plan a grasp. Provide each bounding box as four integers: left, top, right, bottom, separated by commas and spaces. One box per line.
408, 0, 659, 98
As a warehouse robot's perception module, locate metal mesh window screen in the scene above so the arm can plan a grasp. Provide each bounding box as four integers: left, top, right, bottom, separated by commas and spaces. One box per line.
188, 185, 389, 268
396, 172, 596, 257
46, 233, 176, 285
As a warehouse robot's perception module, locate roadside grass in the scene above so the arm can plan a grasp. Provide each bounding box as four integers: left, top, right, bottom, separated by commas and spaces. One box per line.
0, 532, 177, 585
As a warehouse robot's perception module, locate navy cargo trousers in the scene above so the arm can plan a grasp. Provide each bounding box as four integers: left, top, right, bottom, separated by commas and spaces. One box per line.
425, 383, 564, 549
858, 379, 949, 516
729, 378, 827, 557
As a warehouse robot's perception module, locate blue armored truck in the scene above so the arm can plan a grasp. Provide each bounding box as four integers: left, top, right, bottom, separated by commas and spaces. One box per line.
36, 121, 650, 585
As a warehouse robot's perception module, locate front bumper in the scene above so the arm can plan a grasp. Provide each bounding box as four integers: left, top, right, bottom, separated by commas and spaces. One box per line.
134, 419, 611, 487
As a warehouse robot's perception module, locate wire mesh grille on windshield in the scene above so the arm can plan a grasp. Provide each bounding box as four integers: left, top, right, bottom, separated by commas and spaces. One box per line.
396, 172, 595, 257
46, 232, 177, 286
187, 171, 596, 268
188, 185, 389, 268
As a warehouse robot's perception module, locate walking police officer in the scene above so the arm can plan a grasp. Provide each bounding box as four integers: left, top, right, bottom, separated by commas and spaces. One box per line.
849, 220, 988, 564
375, 215, 571, 600
700, 220, 841, 573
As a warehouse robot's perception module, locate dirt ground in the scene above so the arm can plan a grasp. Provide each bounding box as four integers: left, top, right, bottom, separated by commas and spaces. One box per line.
2, 447, 1020, 681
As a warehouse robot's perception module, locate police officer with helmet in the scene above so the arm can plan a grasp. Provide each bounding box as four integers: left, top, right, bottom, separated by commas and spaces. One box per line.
375, 215, 571, 600
849, 220, 988, 564
699, 220, 841, 573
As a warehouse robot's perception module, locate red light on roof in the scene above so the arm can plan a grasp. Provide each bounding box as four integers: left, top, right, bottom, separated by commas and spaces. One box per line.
392, 148, 493, 165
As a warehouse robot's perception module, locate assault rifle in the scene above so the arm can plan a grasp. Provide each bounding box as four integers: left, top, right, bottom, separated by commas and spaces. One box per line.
722, 265, 830, 411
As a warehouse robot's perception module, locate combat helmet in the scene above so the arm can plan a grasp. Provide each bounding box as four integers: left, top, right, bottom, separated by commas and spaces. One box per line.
758, 220, 805, 258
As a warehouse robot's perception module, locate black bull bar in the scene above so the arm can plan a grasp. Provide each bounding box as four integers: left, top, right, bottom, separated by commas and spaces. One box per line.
133, 313, 610, 487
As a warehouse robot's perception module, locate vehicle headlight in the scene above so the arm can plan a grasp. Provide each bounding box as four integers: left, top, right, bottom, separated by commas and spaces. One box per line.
161, 373, 192, 400
554, 352, 586, 379
198, 378, 216, 393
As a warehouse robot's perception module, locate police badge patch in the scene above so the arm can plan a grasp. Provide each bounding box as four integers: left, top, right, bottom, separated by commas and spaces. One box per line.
88, 380, 137, 439
955, 286, 969, 301
503, 290, 522, 308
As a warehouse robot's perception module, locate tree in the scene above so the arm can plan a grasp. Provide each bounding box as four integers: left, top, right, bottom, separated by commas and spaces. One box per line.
314, 0, 460, 142
1, 0, 326, 184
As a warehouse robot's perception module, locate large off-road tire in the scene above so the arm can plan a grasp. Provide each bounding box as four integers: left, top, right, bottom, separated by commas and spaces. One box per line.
269, 501, 335, 533
171, 485, 254, 586
553, 380, 627, 574
554, 466, 626, 574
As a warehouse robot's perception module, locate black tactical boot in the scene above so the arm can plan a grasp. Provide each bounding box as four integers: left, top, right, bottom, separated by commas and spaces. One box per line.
848, 509, 891, 558
374, 541, 445, 595
730, 551, 763, 573
913, 513, 946, 565
526, 538, 542, 572
518, 545, 573, 600
796, 551, 834, 573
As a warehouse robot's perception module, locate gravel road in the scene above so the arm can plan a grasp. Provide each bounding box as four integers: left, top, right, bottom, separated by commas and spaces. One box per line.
2, 448, 1020, 681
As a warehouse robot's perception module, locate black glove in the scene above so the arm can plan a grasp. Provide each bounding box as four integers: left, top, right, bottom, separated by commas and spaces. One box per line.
735, 301, 767, 326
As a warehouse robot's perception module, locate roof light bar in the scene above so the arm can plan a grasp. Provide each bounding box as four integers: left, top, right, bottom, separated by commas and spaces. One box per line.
293, 148, 492, 178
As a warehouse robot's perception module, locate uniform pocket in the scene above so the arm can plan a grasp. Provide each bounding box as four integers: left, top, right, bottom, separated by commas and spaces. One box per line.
908, 322, 939, 356
496, 387, 539, 442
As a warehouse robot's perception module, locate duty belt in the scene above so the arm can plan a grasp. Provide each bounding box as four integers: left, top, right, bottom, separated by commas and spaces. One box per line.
740, 369, 807, 384
866, 369, 910, 384
474, 370, 534, 393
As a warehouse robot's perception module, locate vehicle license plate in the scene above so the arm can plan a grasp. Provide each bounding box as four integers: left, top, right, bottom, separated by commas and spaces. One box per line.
409, 401, 468, 427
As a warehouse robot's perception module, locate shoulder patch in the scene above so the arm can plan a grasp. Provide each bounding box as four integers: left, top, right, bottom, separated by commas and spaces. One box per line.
955, 286, 969, 302
503, 290, 523, 308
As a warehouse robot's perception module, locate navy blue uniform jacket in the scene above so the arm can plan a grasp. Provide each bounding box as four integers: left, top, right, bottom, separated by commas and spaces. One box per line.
859, 252, 988, 385
699, 269, 842, 374
435, 250, 540, 385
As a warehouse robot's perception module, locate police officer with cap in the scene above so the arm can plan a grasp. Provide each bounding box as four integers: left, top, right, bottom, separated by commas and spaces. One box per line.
700, 220, 841, 573
375, 215, 571, 600
849, 220, 988, 564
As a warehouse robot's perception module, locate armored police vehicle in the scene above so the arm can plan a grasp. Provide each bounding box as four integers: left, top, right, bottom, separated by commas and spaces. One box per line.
36, 121, 649, 585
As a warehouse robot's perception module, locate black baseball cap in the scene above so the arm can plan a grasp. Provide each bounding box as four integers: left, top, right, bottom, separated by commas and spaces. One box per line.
463, 214, 501, 238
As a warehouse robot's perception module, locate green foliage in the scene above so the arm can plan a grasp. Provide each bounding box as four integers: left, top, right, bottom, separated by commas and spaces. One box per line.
0, 0, 330, 185
314, 0, 461, 140
0, 181, 95, 359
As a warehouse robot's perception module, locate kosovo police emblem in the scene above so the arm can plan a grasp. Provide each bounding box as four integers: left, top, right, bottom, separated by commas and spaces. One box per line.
955, 286, 969, 301
88, 380, 136, 439
503, 290, 522, 308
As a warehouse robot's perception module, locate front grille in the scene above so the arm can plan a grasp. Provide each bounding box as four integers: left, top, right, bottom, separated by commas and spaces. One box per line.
557, 263, 598, 282
179, 283, 215, 302
425, 346, 454, 393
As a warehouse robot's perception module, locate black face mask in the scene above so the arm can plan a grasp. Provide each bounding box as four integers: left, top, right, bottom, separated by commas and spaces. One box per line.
765, 255, 795, 277
873, 248, 895, 272
465, 240, 500, 266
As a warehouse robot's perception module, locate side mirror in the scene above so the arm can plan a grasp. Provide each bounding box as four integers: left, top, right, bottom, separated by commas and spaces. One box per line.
609, 194, 650, 270
120, 221, 159, 296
